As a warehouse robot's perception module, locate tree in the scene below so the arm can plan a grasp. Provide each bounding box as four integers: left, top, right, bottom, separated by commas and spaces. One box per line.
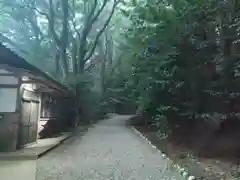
0, 0, 122, 124
103, 0, 240, 133
0, 0, 121, 78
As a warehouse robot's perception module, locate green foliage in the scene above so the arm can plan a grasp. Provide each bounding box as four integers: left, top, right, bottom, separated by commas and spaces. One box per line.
103, 0, 240, 134
2, 0, 240, 129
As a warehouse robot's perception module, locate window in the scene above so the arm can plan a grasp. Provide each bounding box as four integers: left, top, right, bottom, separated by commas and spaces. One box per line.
0, 76, 18, 85
0, 88, 17, 112
0, 69, 11, 74
0, 73, 19, 113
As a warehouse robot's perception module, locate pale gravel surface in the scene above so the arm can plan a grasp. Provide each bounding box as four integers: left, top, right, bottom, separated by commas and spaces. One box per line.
36, 115, 184, 180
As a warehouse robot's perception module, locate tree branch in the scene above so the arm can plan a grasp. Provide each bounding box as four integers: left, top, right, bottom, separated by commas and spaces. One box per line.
26, 1, 60, 45
80, 0, 98, 37
78, 0, 98, 72
28, 14, 44, 41
84, 0, 119, 62
48, 0, 60, 45
68, 0, 80, 39
68, 0, 76, 24
81, 0, 107, 42
13, 2, 45, 42
87, 0, 98, 21
90, 0, 108, 24
25, 4, 48, 17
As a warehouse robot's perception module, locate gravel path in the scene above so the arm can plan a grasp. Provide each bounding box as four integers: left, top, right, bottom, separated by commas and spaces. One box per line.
36, 115, 184, 180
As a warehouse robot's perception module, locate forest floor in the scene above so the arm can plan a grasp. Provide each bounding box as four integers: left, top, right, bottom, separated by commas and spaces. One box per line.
132, 116, 240, 180
36, 115, 185, 180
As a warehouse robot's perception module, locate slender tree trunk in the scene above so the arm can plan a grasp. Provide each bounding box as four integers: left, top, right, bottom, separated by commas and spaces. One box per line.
72, 40, 78, 75
59, 48, 68, 78
55, 49, 60, 75
101, 58, 107, 95
78, 31, 88, 73
74, 85, 80, 128
79, 59, 86, 73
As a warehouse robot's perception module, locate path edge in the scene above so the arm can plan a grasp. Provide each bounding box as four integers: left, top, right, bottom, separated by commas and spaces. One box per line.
131, 126, 196, 180
37, 135, 71, 159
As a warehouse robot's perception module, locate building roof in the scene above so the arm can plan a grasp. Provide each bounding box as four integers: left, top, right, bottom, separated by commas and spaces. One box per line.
0, 43, 71, 96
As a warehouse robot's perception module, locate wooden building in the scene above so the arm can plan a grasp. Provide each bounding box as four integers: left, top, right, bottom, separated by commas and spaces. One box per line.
0, 43, 74, 152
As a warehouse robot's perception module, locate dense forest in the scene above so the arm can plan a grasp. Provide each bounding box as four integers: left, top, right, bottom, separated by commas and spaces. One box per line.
1, 0, 240, 178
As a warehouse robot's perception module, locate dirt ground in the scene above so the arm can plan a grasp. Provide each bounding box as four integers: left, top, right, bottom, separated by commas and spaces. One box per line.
130, 116, 240, 180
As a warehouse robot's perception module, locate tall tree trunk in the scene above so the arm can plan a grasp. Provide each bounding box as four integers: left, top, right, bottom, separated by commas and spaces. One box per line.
72, 40, 78, 75
79, 59, 86, 73
60, 48, 68, 78
55, 49, 60, 75
59, 0, 69, 77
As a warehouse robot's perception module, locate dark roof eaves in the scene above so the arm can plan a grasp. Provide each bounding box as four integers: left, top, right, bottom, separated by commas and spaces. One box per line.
0, 43, 72, 95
